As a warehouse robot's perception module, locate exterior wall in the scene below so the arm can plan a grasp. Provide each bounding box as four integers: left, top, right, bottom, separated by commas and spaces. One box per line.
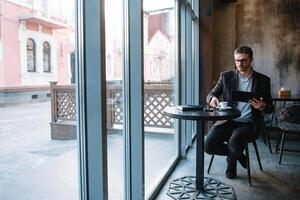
0, 1, 25, 86
144, 10, 175, 82
105, 0, 123, 80
55, 29, 73, 84
144, 31, 174, 81
19, 23, 59, 85
0, 0, 73, 105
0, 85, 50, 106
0, 0, 72, 88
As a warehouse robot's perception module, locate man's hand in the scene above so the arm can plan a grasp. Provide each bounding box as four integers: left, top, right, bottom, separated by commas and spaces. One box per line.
249, 98, 266, 110
209, 97, 219, 108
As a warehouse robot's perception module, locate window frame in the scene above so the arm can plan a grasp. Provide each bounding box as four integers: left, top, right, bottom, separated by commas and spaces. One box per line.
76, 0, 108, 199
43, 41, 51, 72
26, 38, 36, 72
76, 0, 200, 199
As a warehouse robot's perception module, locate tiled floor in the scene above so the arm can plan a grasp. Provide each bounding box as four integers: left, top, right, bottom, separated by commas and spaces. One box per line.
156, 133, 300, 200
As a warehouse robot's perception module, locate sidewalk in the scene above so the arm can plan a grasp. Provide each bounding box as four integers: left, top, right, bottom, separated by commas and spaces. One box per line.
0, 101, 176, 199
0, 102, 78, 200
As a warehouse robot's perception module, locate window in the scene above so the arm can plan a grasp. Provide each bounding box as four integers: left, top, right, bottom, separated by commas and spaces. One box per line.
2, 1, 78, 200
43, 41, 51, 72
27, 38, 36, 72
77, 0, 199, 199
105, 0, 125, 199
143, 1, 177, 198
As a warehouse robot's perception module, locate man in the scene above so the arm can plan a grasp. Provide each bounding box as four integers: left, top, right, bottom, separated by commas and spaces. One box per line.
205, 46, 273, 179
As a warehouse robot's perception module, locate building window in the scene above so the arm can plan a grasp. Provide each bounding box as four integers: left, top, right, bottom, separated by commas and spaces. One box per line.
43, 42, 51, 72
27, 38, 36, 72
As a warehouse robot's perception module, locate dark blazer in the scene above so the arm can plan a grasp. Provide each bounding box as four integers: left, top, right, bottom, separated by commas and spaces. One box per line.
206, 70, 274, 124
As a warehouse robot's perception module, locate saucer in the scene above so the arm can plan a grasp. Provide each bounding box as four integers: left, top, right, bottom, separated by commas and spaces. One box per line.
217, 106, 232, 110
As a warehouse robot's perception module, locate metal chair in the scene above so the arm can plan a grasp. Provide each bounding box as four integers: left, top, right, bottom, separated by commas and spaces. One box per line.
207, 140, 262, 186
275, 104, 300, 164
261, 114, 273, 153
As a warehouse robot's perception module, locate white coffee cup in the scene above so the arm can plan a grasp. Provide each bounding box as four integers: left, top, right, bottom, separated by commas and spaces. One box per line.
219, 102, 228, 109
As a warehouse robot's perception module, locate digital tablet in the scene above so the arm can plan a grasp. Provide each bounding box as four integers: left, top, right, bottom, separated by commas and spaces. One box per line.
232, 90, 261, 102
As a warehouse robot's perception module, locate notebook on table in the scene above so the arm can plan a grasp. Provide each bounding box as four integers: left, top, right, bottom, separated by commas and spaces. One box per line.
176, 105, 203, 111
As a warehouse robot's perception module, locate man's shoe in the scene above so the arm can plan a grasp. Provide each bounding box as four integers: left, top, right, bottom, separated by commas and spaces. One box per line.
238, 153, 247, 169
226, 160, 237, 179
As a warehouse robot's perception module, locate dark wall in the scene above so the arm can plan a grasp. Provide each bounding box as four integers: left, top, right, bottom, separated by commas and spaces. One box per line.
199, 0, 214, 103
213, 1, 236, 79
205, 0, 300, 95
237, 0, 300, 94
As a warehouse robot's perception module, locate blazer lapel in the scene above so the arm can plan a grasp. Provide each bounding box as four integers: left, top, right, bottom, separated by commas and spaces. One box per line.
231, 71, 238, 91
251, 71, 257, 92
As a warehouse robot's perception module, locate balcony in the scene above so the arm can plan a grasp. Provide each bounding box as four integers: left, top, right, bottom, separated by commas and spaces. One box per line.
19, 13, 68, 29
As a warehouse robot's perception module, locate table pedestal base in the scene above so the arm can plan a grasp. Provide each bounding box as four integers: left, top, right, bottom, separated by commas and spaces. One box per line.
167, 176, 236, 200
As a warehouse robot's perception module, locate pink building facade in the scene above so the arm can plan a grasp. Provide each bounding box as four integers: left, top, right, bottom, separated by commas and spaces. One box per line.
0, 0, 74, 105
0, 0, 73, 87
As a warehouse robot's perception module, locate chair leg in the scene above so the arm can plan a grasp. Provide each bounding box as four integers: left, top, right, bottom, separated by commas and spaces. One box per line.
264, 125, 273, 154
279, 132, 286, 164
207, 154, 215, 174
252, 141, 263, 171
245, 144, 252, 186
275, 133, 281, 153
261, 126, 267, 145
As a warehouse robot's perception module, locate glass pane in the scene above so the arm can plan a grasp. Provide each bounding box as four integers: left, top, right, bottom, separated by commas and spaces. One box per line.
43, 42, 51, 72
27, 39, 35, 71
105, 0, 124, 199
143, 0, 177, 197
0, 0, 78, 199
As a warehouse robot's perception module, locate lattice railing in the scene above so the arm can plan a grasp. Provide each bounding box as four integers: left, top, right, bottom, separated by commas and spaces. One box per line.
107, 81, 174, 128
50, 82, 76, 122
51, 81, 174, 129
144, 85, 174, 128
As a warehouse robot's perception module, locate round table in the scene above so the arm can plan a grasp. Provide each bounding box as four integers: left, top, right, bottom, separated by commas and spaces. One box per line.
164, 106, 241, 199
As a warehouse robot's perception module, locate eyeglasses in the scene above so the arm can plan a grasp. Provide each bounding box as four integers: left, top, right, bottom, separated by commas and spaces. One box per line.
235, 59, 249, 63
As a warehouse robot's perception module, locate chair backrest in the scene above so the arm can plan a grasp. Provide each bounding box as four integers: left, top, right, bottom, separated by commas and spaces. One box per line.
278, 104, 300, 124
276, 104, 300, 132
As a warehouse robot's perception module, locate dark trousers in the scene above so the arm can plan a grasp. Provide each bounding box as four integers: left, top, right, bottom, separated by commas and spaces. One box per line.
205, 120, 258, 160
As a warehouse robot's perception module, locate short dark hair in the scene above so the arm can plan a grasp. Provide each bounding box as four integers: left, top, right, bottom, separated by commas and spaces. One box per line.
234, 46, 253, 59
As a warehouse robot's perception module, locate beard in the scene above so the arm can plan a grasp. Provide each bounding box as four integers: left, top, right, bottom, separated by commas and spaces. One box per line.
236, 64, 251, 72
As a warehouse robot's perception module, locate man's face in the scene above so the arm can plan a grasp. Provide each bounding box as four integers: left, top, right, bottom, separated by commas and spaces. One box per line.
234, 53, 252, 72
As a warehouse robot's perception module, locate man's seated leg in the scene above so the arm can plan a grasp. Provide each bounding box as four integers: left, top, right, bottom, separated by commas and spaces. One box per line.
204, 121, 232, 156
227, 122, 256, 175
226, 155, 237, 179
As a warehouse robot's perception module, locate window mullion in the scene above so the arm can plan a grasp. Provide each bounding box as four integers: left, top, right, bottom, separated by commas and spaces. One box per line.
124, 0, 144, 199
77, 0, 108, 199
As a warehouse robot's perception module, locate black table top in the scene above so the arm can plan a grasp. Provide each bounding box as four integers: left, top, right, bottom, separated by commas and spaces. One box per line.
163, 106, 241, 121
